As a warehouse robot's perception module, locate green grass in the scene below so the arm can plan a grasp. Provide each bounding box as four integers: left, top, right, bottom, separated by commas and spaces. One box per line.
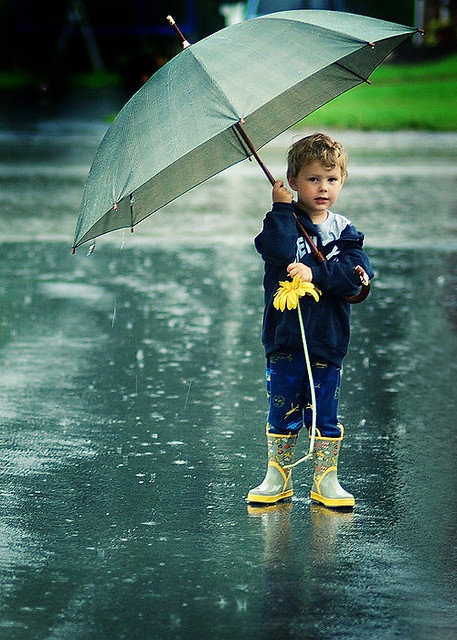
303, 53, 457, 131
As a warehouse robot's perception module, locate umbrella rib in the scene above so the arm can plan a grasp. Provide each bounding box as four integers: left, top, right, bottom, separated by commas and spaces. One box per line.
334, 60, 371, 84
129, 193, 134, 232
264, 13, 377, 48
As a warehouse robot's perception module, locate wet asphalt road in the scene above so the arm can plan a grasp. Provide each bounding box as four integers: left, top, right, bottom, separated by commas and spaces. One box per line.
0, 88, 456, 639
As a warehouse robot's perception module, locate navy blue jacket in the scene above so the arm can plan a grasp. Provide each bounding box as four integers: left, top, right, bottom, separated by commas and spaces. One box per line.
255, 202, 374, 367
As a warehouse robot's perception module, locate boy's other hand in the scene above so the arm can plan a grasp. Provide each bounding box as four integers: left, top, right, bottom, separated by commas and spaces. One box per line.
287, 262, 313, 282
272, 180, 293, 204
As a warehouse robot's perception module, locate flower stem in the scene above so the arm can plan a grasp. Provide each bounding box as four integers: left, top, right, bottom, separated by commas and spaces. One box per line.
284, 303, 317, 469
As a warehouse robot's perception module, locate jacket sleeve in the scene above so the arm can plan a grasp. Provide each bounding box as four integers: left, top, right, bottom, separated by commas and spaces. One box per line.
254, 202, 298, 266
310, 229, 374, 297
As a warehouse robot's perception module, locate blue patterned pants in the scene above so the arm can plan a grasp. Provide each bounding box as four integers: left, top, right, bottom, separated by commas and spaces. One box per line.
266, 350, 342, 438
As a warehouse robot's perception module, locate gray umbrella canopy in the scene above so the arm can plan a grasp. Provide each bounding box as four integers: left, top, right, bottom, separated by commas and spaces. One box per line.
73, 10, 417, 250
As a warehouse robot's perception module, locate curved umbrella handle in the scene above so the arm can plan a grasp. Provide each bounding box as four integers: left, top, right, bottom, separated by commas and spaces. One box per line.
343, 266, 371, 303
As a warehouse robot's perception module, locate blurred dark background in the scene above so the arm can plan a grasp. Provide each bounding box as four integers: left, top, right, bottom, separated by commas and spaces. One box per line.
0, 1, 455, 89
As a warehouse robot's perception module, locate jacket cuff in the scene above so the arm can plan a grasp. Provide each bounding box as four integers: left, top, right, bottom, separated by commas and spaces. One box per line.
271, 202, 294, 213
310, 265, 324, 287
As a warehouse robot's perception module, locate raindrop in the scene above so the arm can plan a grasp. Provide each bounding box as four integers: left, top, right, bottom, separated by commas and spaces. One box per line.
169, 613, 181, 629
184, 380, 192, 410
111, 299, 117, 328
236, 598, 247, 613
136, 349, 144, 368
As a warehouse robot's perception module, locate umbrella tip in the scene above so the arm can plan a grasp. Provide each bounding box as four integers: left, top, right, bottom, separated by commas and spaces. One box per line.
71, 247, 76, 255
166, 15, 191, 49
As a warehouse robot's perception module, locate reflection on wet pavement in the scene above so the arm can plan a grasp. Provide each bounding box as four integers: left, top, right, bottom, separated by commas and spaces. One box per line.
0, 95, 456, 639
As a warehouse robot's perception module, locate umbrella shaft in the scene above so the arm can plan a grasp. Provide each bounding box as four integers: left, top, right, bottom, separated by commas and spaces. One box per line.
233, 121, 276, 187
234, 122, 329, 267
293, 213, 326, 264
234, 122, 327, 264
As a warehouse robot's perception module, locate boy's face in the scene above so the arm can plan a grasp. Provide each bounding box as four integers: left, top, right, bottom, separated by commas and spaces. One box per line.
287, 161, 344, 222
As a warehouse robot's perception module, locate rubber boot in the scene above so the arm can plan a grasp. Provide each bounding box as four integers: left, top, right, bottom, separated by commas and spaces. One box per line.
247, 431, 298, 504
310, 427, 355, 508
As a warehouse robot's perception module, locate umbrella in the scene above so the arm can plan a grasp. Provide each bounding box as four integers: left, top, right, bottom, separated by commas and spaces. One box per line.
72, 10, 418, 252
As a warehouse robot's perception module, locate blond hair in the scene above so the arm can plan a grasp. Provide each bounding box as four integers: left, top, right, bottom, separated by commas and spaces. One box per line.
287, 133, 348, 180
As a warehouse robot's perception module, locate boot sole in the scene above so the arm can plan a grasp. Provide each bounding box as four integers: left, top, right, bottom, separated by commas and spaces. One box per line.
246, 489, 293, 505
310, 491, 355, 508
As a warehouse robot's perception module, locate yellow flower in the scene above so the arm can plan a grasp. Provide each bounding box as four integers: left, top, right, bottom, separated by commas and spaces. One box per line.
273, 275, 322, 311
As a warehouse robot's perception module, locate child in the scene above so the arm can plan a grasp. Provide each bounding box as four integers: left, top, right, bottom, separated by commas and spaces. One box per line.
247, 133, 374, 509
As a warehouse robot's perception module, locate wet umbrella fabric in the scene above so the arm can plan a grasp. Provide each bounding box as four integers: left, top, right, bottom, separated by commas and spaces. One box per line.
73, 10, 416, 250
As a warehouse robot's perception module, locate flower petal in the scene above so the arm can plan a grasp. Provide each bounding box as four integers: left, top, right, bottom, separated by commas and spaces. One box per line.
287, 290, 299, 310
273, 275, 322, 313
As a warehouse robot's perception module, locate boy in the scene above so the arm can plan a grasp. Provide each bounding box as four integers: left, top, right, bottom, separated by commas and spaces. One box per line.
247, 133, 373, 509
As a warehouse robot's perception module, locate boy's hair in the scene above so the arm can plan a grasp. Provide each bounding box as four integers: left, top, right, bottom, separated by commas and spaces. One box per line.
287, 133, 348, 180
